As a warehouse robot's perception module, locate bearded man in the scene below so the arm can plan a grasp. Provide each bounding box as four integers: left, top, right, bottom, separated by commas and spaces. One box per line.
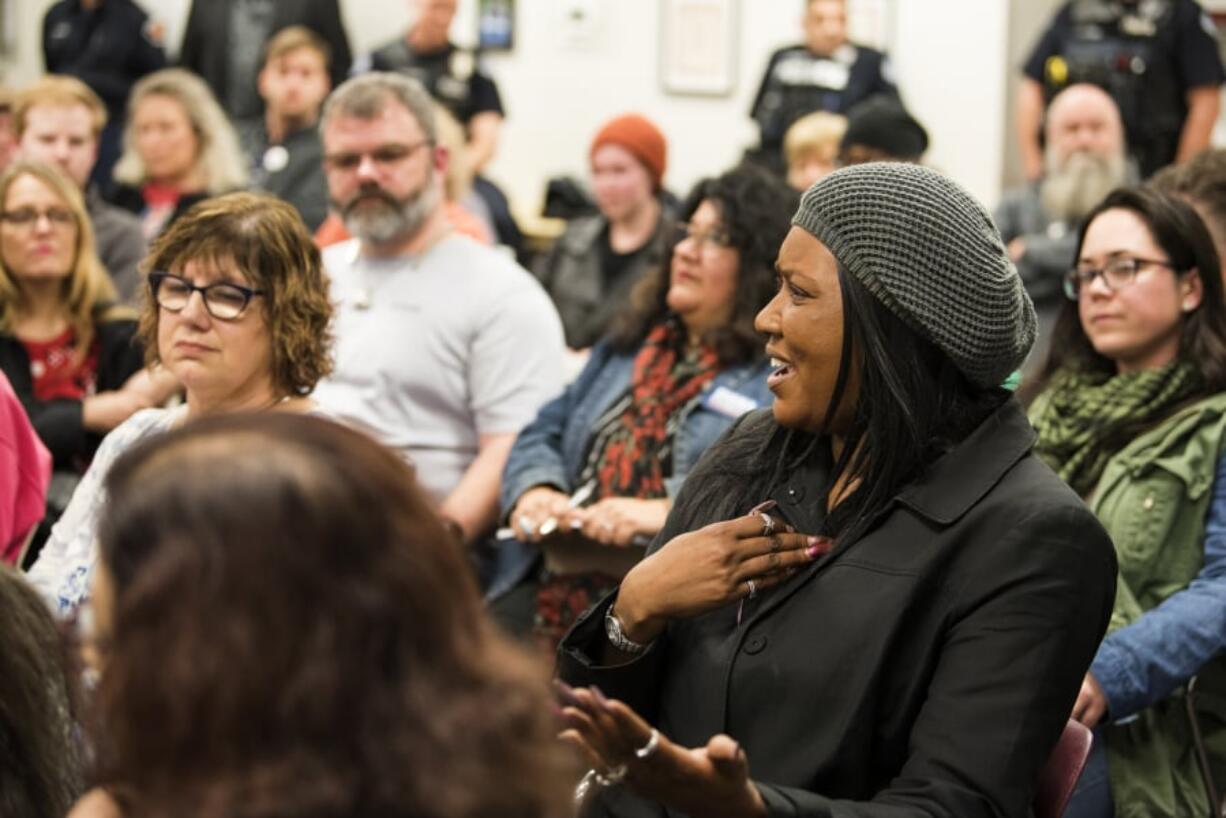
313, 72, 564, 547
996, 83, 1132, 373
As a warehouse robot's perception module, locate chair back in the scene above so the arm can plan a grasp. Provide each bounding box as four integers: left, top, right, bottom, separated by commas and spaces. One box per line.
1034, 719, 1094, 818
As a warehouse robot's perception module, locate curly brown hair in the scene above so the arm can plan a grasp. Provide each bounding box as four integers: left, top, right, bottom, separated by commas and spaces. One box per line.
138, 192, 334, 396
92, 413, 574, 818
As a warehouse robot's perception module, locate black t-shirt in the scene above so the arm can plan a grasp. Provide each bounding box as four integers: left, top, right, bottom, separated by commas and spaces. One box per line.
597, 229, 649, 292
750, 42, 898, 152
368, 39, 504, 125
1022, 0, 1225, 175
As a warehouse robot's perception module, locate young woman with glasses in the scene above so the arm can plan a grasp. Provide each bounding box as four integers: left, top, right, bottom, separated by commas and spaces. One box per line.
0, 161, 177, 552
27, 191, 333, 618
1029, 186, 1226, 818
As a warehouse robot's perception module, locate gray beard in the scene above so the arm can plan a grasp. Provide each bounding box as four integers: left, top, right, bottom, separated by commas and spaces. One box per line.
337, 178, 440, 245
1040, 149, 1129, 223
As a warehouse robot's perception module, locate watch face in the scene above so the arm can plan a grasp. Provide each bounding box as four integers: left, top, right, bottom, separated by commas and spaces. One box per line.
605, 610, 620, 641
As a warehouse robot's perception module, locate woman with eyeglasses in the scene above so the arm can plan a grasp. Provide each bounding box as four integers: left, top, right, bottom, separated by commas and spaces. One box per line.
0, 161, 177, 547
27, 191, 333, 617
1027, 186, 1226, 818
491, 164, 795, 649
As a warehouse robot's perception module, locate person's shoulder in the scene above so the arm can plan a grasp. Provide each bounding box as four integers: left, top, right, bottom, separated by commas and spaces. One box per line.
557, 213, 607, 253
710, 407, 778, 451
94, 310, 139, 335
43, 0, 72, 20
771, 44, 808, 60
104, 0, 150, 23
998, 180, 1042, 209
370, 36, 411, 67
101, 405, 181, 458
321, 237, 360, 269
849, 41, 888, 61
90, 196, 143, 230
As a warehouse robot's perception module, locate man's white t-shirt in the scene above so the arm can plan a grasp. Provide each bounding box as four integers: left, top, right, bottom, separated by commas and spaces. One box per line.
314, 235, 565, 503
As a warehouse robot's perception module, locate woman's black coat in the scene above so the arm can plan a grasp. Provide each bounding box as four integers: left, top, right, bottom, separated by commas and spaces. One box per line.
559, 400, 1117, 817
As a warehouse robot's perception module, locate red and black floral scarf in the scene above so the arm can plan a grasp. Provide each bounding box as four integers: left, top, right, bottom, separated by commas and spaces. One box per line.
581, 319, 720, 500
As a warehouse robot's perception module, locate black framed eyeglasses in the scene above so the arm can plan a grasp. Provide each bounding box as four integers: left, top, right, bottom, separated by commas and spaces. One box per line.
148, 272, 264, 320
1063, 256, 1181, 301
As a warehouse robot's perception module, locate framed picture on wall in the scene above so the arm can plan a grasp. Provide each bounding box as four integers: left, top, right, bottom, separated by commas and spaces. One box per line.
477, 0, 514, 51
660, 0, 739, 97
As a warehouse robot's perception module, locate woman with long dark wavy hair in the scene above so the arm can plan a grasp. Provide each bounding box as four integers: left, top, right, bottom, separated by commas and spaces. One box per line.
493, 163, 796, 649
554, 162, 1117, 817
69, 412, 572, 818
1027, 186, 1226, 818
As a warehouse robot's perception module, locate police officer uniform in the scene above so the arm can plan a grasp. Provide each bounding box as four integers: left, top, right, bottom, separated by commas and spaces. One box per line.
1024, 0, 1225, 177
361, 39, 504, 128
750, 41, 898, 168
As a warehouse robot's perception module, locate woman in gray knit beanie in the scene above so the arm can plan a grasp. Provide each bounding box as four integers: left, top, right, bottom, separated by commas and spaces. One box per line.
557, 162, 1117, 818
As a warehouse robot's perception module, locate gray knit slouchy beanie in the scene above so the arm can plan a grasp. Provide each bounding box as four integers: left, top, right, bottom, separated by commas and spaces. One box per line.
792, 162, 1036, 388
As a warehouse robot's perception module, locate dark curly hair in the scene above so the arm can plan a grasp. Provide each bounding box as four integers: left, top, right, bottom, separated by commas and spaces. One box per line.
138, 192, 334, 397
90, 413, 574, 818
607, 163, 799, 364
0, 565, 83, 818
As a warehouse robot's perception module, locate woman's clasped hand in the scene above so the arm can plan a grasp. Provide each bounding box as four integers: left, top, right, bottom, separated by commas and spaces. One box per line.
558, 681, 768, 818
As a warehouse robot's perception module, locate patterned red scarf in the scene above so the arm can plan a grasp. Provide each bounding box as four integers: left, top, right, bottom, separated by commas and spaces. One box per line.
591, 321, 720, 500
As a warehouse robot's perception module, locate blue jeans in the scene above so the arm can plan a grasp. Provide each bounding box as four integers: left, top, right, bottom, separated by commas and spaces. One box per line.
1062, 730, 1114, 818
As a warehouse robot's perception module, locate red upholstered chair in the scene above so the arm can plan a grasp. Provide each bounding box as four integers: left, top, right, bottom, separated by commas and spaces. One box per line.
1034, 719, 1094, 818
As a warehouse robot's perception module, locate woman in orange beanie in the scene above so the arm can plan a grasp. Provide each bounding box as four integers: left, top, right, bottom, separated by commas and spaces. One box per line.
535, 113, 677, 351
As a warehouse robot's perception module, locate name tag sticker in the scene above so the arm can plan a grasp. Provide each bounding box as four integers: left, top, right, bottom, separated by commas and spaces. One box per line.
704, 386, 758, 418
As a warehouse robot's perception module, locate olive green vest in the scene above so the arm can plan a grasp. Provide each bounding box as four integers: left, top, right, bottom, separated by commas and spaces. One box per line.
1089, 393, 1226, 818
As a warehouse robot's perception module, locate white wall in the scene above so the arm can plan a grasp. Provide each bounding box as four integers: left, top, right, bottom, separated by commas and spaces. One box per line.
5, 0, 1014, 211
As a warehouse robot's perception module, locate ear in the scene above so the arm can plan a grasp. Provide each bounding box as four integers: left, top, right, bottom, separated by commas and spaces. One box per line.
433, 143, 450, 175
1181, 267, 1204, 313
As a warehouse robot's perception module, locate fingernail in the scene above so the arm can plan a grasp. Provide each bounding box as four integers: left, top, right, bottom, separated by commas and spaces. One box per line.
591, 685, 610, 707
806, 538, 829, 558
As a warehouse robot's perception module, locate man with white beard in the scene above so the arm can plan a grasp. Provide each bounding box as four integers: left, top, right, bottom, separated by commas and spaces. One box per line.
313, 72, 564, 547
996, 83, 1131, 373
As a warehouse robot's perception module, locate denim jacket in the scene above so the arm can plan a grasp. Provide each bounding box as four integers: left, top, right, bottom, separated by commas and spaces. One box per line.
488, 342, 771, 599
501, 341, 772, 514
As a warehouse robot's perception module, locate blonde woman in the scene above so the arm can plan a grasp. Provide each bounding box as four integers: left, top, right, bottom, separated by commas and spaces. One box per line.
0, 161, 174, 476
108, 69, 248, 240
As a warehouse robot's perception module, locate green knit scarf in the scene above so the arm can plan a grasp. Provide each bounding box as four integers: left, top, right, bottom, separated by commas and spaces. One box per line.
1031, 362, 1202, 497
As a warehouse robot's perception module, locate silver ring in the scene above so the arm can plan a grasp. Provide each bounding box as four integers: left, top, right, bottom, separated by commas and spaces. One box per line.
518, 514, 536, 536
758, 512, 776, 537
635, 728, 660, 760
746, 578, 758, 599
597, 763, 628, 785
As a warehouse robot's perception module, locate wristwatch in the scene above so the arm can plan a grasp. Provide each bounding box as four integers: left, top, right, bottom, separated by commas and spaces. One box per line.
605, 605, 651, 654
